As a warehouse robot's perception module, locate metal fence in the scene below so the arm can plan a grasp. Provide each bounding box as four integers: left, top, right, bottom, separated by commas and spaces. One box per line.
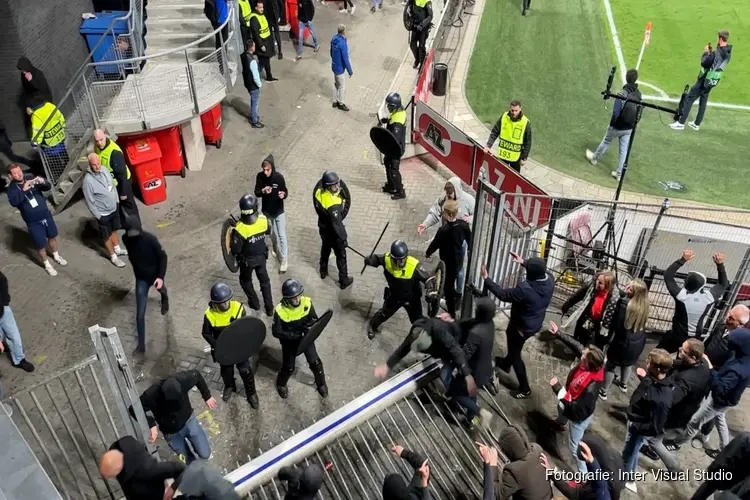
2, 326, 152, 500
31, 0, 240, 191
463, 178, 750, 336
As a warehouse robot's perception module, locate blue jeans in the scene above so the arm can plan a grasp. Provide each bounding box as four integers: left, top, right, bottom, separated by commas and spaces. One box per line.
557, 405, 593, 473
296, 21, 318, 56
163, 414, 211, 463
135, 279, 168, 350
0, 306, 27, 365
456, 240, 468, 292
593, 126, 631, 175
440, 364, 453, 390
622, 421, 647, 474
371, 0, 383, 7
449, 376, 480, 421
249, 89, 260, 125
267, 212, 288, 260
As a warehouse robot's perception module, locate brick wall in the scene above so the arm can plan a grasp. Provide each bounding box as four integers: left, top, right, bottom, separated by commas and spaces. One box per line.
0, 0, 95, 142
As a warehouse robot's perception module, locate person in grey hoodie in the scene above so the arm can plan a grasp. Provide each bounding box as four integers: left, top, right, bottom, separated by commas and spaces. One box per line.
418, 177, 475, 294
489, 424, 552, 500
83, 153, 128, 267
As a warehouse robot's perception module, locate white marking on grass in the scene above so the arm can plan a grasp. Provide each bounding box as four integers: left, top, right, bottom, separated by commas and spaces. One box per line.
637, 80, 668, 98
601, 0, 627, 85
639, 94, 750, 111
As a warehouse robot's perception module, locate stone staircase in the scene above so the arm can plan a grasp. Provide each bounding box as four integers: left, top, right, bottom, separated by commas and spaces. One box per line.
145, 0, 217, 62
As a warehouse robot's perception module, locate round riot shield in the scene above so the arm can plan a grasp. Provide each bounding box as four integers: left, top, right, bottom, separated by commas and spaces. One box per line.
425, 260, 446, 317
214, 316, 267, 365
221, 218, 239, 273
403, 3, 413, 31
370, 126, 403, 160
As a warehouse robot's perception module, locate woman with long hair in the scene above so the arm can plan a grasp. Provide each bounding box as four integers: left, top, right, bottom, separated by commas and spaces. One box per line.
561, 270, 620, 348
598, 279, 650, 399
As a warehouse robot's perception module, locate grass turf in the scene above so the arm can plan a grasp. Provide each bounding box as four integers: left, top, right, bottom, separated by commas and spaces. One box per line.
465, 0, 750, 208
610, 0, 749, 103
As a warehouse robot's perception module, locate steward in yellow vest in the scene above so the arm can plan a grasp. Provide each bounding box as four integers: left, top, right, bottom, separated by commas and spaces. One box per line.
363, 240, 428, 339
380, 92, 408, 200
231, 194, 274, 315
93, 129, 140, 221
312, 170, 353, 289
485, 101, 532, 173
249, 2, 276, 59
201, 281, 259, 408
28, 98, 66, 152
272, 279, 328, 399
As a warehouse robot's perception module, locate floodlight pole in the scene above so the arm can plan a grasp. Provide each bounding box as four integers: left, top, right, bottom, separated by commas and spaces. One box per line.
600, 66, 688, 255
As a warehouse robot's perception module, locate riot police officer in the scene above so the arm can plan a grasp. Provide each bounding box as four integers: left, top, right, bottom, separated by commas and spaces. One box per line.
232, 194, 274, 315
272, 279, 329, 399
201, 282, 259, 408
380, 92, 408, 200
407, 0, 433, 69
363, 240, 428, 339
313, 171, 354, 289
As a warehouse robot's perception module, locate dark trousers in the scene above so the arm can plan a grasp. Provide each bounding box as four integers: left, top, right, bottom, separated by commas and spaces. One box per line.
409, 29, 428, 66
219, 359, 256, 396
320, 234, 349, 281
522, 0, 531, 13
573, 321, 608, 350
239, 260, 273, 312
277, 340, 325, 388
341, 0, 353, 8
135, 279, 169, 350
444, 266, 459, 318
269, 21, 283, 56
656, 330, 686, 354
214, 24, 229, 49
497, 327, 533, 393
507, 160, 521, 173
679, 81, 712, 125
448, 375, 480, 420
370, 295, 424, 330
258, 55, 274, 80
383, 156, 404, 194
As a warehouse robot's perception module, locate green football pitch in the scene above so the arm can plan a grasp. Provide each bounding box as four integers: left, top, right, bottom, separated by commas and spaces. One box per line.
465, 0, 750, 208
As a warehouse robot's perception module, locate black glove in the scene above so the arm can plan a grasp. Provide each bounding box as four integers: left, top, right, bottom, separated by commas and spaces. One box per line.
380, 117, 389, 124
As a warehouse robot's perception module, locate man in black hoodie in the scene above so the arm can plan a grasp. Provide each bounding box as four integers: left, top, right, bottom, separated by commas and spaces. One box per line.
585, 68, 641, 181
99, 435, 184, 500
121, 217, 169, 354
690, 432, 750, 500
254, 155, 288, 272
278, 463, 325, 499
382, 445, 430, 500
17, 57, 53, 108
482, 252, 554, 399
425, 199, 470, 318
167, 460, 241, 500
670, 30, 733, 131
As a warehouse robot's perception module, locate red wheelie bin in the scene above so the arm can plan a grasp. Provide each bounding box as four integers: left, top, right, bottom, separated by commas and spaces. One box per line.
152, 126, 187, 178
200, 104, 223, 149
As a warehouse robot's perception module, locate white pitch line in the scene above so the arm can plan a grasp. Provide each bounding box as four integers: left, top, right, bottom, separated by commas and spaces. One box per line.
637, 80, 668, 98
601, 0, 627, 85
639, 94, 750, 111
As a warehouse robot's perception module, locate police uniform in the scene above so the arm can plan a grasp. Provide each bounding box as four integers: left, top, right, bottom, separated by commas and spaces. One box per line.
364, 240, 428, 338
249, 8, 276, 80
30, 100, 69, 168
487, 110, 531, 173
408, 0, 433, 69
201, 291, 259, 407
233, 195, 274, 315
272, 279, 328, 399
381, 93, 407, 200
95, 137, 139, 222
313, 171, 353, 289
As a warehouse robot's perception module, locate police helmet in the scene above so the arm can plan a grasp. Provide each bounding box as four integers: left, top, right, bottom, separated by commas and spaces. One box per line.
210, 282, 234, 303
281, 279, 304, 299
321, 170, 340, 187
239, 194, 259, 217
390, 240, 409, 260
385, 92, 403, 111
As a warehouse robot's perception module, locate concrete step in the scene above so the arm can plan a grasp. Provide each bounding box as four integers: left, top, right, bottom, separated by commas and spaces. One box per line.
145, 17, 214, 35
144, 46, 218, 63
146, 33, 217, 50
147, 3, 206, 19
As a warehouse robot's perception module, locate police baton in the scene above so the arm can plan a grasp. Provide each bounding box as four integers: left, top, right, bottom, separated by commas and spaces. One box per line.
346, 245, 368, 258
360, 221, 390, 275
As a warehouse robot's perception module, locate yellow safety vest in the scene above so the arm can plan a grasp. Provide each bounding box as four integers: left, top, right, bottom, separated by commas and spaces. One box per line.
497, 112, 529, 163
389, 109, 407, 126
249, 12, 270, 39
95, 139, 131, 186
235, 215, 269, 240
414, 0, 429, 7
31, 102, 66, 148
275, 296, 313, 322
384, 253, 418, 280
204, 300, 244, 328
238, 0, 252, 26
314, 188, 344, 211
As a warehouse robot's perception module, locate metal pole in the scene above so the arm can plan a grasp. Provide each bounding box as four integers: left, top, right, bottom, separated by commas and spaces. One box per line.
542, 199, 559, 261
220, 27, 232, 90
633, 198, 670, 277
186, 51, 201, 115
461, 178, 488, 317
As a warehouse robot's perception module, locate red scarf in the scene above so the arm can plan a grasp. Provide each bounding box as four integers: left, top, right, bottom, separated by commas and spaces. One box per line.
589, 290, 608, 321
564, 362, 604, 402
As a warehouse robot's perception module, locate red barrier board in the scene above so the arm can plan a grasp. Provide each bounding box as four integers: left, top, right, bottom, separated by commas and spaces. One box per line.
414, 100, 474, 185
414, 48, 435, 104
472, 148, 551, 227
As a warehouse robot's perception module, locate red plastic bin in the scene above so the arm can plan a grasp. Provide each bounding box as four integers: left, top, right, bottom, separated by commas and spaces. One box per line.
152, 126, 186, 177
200, 104, 223, 149
126, 138, 167, 206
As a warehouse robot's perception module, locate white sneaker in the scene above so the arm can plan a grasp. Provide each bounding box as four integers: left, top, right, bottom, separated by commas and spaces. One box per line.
688, 121, 700, 131
270, 247, 277, 258
111, 256, 126, 268
339, 7, 347, 12
53, 254, 68, 266
669, 122, 684, 130
611, 170, 621, 180
115, 246, 128, 256
350, 5, 356, 14
44, 261, 58, 276
585, 149, 597, 165
625, 482, 637, 494
479, 408, 493, 427
280, 260, 288, 273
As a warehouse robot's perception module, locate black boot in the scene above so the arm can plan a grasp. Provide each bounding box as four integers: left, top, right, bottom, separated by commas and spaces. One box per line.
367, 322, 379, 340
276, 369, 293, 399
311, 360, 329, 398
382, 184, 395, 193
339, 276, 354, 290
240, 370, 260, 409
320, 267, 328, 279
222, 384, 236, 402
391, 191, 406, 200
277, 384, 289, 399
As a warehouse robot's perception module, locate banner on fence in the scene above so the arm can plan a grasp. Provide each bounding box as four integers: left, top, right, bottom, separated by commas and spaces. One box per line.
414, 48, 436, 103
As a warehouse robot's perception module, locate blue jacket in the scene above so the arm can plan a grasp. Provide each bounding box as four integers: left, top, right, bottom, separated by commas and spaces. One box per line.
7, 175, 52, 224
484, 270, 554, 335
330, 34, 353, 76
711, 328, 750, 408
217, 0, 228, 24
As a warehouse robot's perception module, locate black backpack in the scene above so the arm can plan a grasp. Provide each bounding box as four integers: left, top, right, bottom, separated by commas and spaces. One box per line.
618, 88, 641, 128
204, 0, 218, 26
